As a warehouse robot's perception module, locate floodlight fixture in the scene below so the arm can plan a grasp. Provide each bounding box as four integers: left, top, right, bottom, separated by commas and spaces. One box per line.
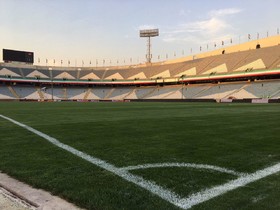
140, 29, 159, 63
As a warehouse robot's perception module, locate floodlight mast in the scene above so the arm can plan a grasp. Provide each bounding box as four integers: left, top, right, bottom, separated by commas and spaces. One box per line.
140, 29, 159, 64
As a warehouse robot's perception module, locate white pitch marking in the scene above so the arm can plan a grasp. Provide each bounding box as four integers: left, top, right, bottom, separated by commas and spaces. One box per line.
121, 163, 245, 176
0, 114, 183, 208
179, 162, 280, 209
1, 114, 280, 210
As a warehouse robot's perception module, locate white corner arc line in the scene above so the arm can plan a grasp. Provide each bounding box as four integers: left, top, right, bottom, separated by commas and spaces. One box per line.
1, 114, 280, 210
120, 163, 245, 176
179, 162, 280, 209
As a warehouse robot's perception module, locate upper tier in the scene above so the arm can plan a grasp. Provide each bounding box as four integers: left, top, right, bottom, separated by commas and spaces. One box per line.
1, 35, 280, 81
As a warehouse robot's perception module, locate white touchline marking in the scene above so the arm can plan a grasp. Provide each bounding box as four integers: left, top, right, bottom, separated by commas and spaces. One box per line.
0, 114, 183, 208
1, 114, 280, 210
120, 163, 245, 176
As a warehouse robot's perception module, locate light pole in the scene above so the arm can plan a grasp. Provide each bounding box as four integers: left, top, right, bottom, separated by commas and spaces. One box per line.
180, 75, 186, 99
140, 29, 159, 64
49, 67, 53, 101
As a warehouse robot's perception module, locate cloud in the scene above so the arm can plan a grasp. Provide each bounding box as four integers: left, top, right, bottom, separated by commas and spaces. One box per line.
209, 8, 242, 17
181, 17, 228, 34
161, 7, 242, 46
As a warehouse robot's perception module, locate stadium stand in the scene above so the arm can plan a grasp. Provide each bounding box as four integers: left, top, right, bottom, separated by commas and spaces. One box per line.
0, 85, 15, 99
146, 87, 179, 99
195, 84, 243, 99
67, 88, 87, 100
238, 81, 280, 98
13, 86, 38, 99
109, 88, 132, 100
0, 80, 279, 101
0, 35, 280, 102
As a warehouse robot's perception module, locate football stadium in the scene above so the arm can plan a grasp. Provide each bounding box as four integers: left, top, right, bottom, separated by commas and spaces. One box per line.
1, 35, 280, 102
0, 1, 280, 210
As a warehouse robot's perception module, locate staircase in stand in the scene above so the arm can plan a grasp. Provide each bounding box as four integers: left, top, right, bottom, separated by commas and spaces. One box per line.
36, 87, 45, 101
8, 86, 20, 99
83, 88, 92, 100
222, 84, 250, 99
104, 88, 115, 99
139, 88, 157, 99
123, 89, 136, 99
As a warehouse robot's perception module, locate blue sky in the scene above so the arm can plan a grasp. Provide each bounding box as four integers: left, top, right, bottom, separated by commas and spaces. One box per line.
0, 0, 279, 66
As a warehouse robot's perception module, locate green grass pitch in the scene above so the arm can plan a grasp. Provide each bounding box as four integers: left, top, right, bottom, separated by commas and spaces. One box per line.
0, 101, 279, 210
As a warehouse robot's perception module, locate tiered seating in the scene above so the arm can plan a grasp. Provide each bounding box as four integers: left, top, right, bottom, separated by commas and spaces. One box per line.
228, 84, 255, 99
13, 86, 38, 99
196, 84, 244, 99
44, 87, 65, 100
67, 88, 87, 99
194, 56, 219, 75
0, 85, 15, 99
243, 81, 280, 98
272, 90, 280, 99
1, 38, 280, 102
79, 70, 104, 80
169, 61, 197, 77
182, 85, 209, 98
146, 87, 179, 99
0, 80, 279, 100
90, 88, 112, 99
164, 88, 183, 99
109, 88, 133, 100
127, 87, 155, 99
140, 65, 168, 79
52, 70, 77, 80
123, 89, 137, 99
1, 44, 280, 81
114, 67, 144, 80
253, 45, 280, 69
